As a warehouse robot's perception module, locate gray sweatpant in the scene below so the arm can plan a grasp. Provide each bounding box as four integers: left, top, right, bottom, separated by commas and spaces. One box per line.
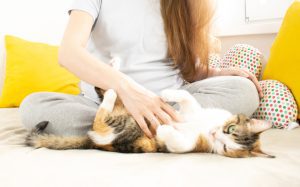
19, 76, 259, 136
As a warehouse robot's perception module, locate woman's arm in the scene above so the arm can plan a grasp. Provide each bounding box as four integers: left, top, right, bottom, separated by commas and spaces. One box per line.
59, 11, 180, 138
59, 11, 125, 91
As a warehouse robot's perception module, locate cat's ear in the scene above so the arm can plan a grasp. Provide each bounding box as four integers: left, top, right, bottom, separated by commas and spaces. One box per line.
250, 149, 275, 158
250, 119, 272, 134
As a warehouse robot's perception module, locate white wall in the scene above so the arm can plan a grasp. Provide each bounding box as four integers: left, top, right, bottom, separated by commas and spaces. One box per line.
0, 0, 73, 45
0, 0, 73, 92
213, 0, 292, 60
213, 0, 292, 37
246, 0, 293, 22
0, 0, 287, 61
219, 33, 277, 62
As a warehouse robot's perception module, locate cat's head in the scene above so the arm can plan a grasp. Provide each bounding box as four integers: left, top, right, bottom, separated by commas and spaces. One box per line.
210, 114, 275, 158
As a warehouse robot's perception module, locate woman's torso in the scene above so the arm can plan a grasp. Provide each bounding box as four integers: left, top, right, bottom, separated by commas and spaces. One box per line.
75, 0, 184, 102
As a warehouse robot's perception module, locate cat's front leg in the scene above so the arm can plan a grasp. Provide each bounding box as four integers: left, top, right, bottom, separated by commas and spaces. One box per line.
161, 89, 192, 103
156, 125, 196, 153
100, 89, 117, 112
161, 89, 201, 114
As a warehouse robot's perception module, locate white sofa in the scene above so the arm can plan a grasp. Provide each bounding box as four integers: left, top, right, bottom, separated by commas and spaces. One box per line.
0, 108, 300, 187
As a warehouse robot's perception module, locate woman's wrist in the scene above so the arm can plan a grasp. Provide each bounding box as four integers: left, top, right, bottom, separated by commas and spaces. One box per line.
113, 74, 129, 95
114, 75, 143, 96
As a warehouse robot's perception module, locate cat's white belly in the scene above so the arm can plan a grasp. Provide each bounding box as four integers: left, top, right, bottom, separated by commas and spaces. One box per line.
157, 88, 234, 153
180, 108, 232, 135
160, 108, 233, 153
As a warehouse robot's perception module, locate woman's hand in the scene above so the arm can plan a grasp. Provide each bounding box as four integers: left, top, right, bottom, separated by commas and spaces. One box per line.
210, 67, 263, 98
116, 77, 181, 138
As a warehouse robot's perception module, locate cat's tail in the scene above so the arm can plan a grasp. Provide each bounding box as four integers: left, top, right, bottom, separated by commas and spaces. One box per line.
25, 121, 93, 150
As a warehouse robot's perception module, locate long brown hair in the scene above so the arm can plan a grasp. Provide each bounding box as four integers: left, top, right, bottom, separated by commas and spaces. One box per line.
161, 0, 213, 82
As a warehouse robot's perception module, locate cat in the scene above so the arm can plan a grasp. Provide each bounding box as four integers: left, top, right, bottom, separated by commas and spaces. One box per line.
25, 57, 274, 158
26, 87, 274, 158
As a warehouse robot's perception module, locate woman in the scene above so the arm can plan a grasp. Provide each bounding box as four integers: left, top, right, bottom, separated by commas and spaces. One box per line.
20, 0, 262, 138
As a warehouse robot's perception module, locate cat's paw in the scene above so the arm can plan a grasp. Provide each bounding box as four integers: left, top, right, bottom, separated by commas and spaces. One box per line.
160, 89, 180, 102
104, 89, 117, 101
157, 125, 191, 153
101, 89, 117, 112
161, 89, 191, 103
156, 125, 175, 142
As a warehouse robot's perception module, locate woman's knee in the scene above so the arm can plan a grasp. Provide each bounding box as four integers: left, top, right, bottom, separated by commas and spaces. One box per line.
20, 92, 51, 107
183, 76, 260, 116
19, 92, 98, 136
20, 92, 58, 113
231, 76, 260, 116
234, 77, 258, 97
19, 92, 54, 130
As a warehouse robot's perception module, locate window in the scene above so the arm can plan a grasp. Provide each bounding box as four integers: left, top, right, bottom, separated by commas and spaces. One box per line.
214, 0, 294, 36
245, 0, 294, 22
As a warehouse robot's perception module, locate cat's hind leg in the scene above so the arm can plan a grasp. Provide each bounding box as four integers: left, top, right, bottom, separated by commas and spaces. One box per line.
88, 89, 118, 150
156, 125, 196, 153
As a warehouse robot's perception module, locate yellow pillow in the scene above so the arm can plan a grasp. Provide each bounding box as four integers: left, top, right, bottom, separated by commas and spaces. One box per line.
0, 35, 80, 107
263, 1, 300, 119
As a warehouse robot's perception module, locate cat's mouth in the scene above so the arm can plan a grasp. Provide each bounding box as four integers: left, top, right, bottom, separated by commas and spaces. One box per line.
209, 128, 240, 150
209, 128, 227, 153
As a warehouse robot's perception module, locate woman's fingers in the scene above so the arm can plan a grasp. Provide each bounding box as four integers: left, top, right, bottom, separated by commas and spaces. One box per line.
160, 101, 182, 122
229, 67, 249, 77
134, 114, 153, 138
144, 112, 161, 132
117, 78, 182, 138
154, 108, 172, 125
142, 102, 181, 137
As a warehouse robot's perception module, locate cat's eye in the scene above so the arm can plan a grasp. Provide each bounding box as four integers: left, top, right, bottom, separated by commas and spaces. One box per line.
227, 125, 236, 134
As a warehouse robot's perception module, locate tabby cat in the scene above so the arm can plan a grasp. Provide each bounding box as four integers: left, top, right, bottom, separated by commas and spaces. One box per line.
26, 87, 274, 158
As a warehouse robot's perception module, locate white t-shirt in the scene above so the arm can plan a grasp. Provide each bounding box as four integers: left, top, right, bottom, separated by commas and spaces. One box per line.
68, 0, 184, 103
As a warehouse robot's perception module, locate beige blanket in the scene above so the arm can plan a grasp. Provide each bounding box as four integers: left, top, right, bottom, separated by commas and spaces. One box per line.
0, 108, 300, 187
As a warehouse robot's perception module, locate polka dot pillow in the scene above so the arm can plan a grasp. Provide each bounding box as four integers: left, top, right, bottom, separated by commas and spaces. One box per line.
209, 54, 222, 69
252, 80, 298, 129
222, 44, 263, 80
